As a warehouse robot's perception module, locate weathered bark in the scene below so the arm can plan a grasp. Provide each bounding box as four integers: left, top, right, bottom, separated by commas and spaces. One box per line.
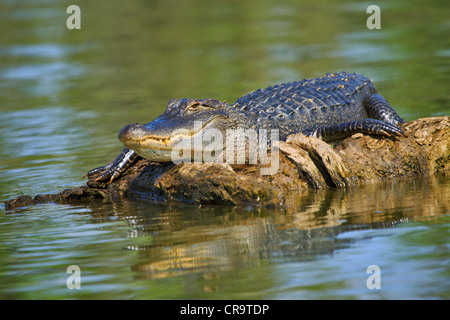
4, 117, 449, 210
281, 116, 450, 187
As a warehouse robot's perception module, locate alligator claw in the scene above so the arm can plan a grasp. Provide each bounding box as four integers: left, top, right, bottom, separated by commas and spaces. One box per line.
85, 148, 140, 183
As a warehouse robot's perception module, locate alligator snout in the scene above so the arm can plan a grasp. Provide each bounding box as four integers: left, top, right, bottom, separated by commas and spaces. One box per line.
119, 123, 148, 142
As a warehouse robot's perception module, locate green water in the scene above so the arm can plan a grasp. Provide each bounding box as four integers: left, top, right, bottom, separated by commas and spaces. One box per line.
0, 0, 449, 299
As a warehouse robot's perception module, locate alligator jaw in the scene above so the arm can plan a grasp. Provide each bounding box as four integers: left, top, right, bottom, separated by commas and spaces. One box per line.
118, 121, 213, 162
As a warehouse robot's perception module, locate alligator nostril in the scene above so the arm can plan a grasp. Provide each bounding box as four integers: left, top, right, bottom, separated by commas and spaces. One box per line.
119, 123, 145, 141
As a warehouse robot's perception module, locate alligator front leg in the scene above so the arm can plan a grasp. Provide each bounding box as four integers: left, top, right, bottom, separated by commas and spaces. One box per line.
304, 119, 405, 142
87, 148, 140, 183
364, 94, 405, 125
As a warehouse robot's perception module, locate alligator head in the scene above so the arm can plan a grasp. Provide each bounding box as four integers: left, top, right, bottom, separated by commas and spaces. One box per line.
119, 98, 246, 162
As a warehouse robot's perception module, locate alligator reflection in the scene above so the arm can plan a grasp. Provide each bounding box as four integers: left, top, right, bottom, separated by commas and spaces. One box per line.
86, 175, 448, 280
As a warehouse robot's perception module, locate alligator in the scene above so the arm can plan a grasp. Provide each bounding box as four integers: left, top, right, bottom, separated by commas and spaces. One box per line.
88, 72, 405, 182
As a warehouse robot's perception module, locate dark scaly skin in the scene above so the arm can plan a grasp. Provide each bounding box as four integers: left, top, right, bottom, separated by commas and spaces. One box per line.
88, 72, 405, 182
87, 148, 139, 183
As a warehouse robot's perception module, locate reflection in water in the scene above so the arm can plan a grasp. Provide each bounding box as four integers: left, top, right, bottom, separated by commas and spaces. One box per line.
80, 174, 449, 285
2, 191, 446, 300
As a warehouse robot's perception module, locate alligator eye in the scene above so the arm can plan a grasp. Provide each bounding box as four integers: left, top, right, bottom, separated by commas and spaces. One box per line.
187, 103, 202, 111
